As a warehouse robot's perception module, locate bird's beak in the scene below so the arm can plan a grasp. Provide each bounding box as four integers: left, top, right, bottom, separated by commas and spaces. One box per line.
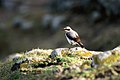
63, 28, 67, 30
62, 28, 65, 31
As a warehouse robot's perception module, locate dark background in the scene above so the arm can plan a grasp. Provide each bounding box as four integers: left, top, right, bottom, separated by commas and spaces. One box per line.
0, 0, 120, 60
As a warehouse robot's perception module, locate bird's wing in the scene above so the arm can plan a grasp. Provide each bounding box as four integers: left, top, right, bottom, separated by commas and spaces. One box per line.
66, 31, 81, 43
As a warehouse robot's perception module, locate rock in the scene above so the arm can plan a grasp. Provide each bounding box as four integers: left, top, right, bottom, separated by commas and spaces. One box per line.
92, 45, 120, 66
8, 53, 23, 62
98, 51, 111, 60
50, 48, 68, 58
113, 45, 120, 51
11, 58, 28, 71
25, 49, 52, 55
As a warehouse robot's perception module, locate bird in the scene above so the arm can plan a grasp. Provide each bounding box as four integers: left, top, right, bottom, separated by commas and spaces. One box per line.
63, 26, 84, 48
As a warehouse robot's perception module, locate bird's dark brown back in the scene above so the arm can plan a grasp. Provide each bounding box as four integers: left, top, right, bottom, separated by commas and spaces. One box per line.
73, 34, 81, 43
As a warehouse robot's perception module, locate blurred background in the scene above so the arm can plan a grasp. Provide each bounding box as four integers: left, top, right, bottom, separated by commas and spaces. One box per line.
0, 0, 120, 60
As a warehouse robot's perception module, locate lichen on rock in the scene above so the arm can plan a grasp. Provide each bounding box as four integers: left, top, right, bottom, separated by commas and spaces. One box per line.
8, 45, 120, 79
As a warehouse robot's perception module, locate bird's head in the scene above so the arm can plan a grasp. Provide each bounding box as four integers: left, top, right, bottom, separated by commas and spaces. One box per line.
63, 26, 72, 32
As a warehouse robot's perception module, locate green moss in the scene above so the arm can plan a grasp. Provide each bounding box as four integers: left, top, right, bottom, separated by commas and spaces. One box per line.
0, 48, 120, 80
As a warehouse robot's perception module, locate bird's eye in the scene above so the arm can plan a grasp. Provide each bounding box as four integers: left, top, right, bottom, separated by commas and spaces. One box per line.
67, 29, 70, 31
64, 28, 70, 31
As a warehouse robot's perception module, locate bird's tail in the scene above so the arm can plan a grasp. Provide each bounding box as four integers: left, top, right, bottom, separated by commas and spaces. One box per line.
78, 42, 84, 48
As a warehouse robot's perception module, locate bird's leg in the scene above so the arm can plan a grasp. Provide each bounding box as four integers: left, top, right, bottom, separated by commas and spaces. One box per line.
68, 42, 73, 50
